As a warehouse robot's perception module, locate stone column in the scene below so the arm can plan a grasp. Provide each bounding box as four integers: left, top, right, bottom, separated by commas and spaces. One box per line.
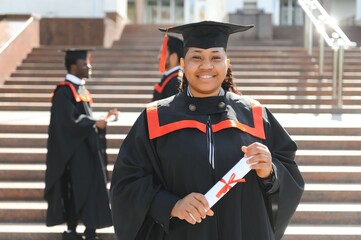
135, 0, 144, 23
356, 0, 361, 25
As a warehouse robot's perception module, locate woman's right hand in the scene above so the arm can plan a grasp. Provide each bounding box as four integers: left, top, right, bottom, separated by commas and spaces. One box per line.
170, 192, 214, 224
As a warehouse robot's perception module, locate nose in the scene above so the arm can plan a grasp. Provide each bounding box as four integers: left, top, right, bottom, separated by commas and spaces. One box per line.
199, 59, 213, 69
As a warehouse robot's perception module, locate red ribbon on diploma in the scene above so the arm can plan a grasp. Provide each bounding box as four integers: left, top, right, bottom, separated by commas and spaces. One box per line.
216, 173, 246, 198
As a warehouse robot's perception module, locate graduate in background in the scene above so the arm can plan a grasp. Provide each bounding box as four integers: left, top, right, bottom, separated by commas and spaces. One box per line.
44, 49, 117, 240
152, 36, 183, 101
111, 21, 304, 240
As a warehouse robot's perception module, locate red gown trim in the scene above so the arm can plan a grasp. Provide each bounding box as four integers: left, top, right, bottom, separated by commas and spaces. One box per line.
146, 99, 265, 140
153, 72, 179, 94
53, 81, 93, 103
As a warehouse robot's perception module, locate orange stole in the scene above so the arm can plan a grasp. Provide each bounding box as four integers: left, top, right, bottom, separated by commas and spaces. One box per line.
154, 72, 180, 94
52, 81, 93, 103
146, 99, 265, 140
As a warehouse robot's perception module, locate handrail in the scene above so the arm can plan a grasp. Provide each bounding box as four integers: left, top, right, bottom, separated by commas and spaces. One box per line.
0, 15, 40, 85
0, 16, 35, 54
298, 0, 357, 109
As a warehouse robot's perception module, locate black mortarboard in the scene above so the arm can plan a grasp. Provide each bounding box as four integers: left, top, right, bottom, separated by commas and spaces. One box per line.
63, 49, 92, 62
159, 21, 254, 50
62, 49, 92, 71
167, 36, 183, 58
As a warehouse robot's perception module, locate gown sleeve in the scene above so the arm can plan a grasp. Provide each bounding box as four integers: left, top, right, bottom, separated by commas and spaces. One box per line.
262, 107, 305, 239
110, 111, 179, 240
52, 86, 96, 134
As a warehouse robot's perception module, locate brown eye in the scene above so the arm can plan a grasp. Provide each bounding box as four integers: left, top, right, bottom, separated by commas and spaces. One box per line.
212, 56, 222, 61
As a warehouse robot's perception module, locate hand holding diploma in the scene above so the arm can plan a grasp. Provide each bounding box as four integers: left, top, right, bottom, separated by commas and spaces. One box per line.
96, 108, 119, 129
242, 142, 273, 179
204, 156, 253, 208
105, 108, 119, 122
171, 142, 273, 224
204, 142, 273, 209
170, 192, 214, 225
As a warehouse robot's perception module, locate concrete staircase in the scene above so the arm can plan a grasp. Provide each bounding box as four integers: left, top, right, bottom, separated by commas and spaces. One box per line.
0, 24, 361, 239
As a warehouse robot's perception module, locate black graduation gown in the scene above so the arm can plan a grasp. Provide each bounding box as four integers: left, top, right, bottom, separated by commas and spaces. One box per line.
44, 80, 112, 228
152, 68, 182, 101
110, 92, 304, 240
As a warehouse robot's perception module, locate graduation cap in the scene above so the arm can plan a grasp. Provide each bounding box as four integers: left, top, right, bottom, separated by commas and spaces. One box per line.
158, 21, 254, 72
167, 36, 183, 58
61, 49, 93, 71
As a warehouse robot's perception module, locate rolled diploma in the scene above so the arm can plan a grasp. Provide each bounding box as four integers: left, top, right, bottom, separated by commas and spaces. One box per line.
204, 157, 252, 208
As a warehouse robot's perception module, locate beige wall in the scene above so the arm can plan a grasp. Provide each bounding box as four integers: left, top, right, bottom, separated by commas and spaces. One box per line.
0, 16, 40, 85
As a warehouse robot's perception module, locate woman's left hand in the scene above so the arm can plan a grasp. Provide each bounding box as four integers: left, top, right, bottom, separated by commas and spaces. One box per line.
241, 142, 273, 178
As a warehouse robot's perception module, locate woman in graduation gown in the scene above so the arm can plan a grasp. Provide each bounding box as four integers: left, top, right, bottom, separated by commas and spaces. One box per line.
110, 21, 304, 240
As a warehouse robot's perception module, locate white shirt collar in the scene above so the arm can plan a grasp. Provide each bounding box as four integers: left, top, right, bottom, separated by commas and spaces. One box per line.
65, 73, 85, 85
164, 65, 182, 76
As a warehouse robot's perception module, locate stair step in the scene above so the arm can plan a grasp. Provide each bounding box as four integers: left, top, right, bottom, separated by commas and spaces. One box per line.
1, 163, 361, 183
1, 181, 360, 202
1, 200, 361, 226
299, 166, 361, 183
0, 164, 114, 181
294, 136, 361, 150
2, 111, 360, 135
3, 93, 361, 105
3, 85, 361, 95
0, 223, 115, 240
291, 203, 361, 224
302, 184, 361, 202
2, 133, 360, 149
284, 225, 361, 240
1, 102, 360, 113
0, 148, 119, 163
0, 133, 125, 148
296, 150, 361, 165
0, 182, 44, 200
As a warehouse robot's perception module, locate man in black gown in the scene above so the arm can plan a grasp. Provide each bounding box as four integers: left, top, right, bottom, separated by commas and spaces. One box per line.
152, 36, 183, 101
45, 49, 116, 240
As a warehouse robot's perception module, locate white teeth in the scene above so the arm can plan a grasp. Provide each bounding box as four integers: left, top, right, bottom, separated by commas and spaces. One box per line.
199, 75, 213, 79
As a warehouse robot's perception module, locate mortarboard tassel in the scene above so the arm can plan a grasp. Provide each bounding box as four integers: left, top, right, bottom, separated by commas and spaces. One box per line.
159, 30, 169, 73
87, 52, 92, 65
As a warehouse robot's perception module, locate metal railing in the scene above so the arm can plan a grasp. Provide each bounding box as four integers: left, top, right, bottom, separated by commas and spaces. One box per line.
298, 0, 357, 108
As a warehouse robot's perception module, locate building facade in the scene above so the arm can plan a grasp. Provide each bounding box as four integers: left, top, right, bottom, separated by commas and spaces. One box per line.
0, 0, 127, 19
127, 0, 361, 26
0, 0, 361, 26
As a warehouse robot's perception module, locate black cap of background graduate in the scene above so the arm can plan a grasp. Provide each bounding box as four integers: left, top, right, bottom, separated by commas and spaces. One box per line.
167, 36, 184, 58
158, 35, 183, 73
159, 21, 254, 50
61, 48, 93, 72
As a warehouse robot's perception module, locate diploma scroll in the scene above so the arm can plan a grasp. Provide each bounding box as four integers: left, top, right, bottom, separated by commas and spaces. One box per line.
204, 157, 252, 208
105, 114, 118, 122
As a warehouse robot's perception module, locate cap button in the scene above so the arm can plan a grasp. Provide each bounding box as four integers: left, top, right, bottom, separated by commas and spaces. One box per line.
218, 101, 226, 109
188, 104, 196, 111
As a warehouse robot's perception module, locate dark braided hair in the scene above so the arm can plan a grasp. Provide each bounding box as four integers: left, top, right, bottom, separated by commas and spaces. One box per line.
179, 67, 241, 95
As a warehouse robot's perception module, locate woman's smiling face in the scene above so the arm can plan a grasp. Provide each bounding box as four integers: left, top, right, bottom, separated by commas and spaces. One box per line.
181, 47, 230, 97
